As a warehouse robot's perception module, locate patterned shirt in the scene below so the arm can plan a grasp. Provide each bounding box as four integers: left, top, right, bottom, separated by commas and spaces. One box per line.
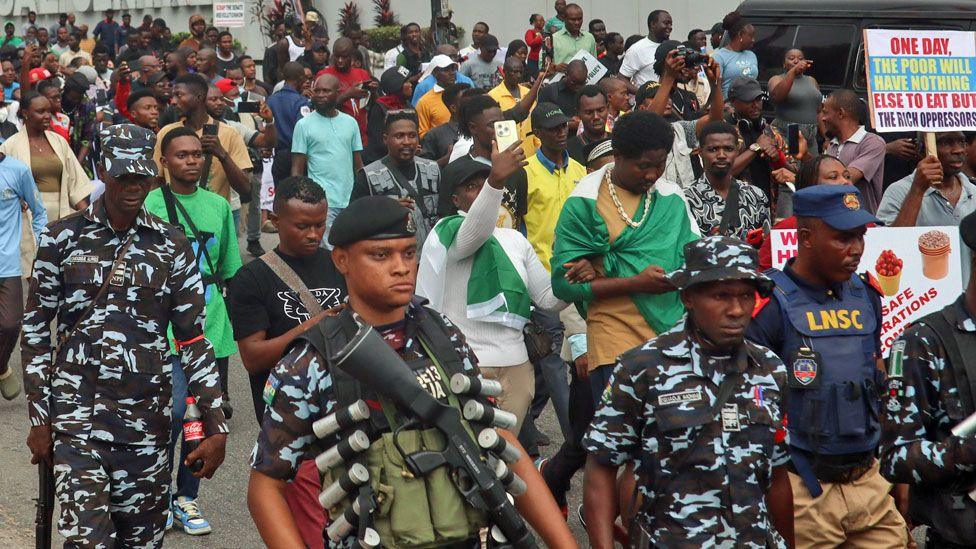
584, 319, 789, 548
21, 198, 227, 446
880, 296, 976, 485
684, 177, 770, 241
250, 301, 480, 481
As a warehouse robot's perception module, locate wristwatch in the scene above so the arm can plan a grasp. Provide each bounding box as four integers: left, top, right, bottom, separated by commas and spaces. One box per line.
749, 142, 763, 154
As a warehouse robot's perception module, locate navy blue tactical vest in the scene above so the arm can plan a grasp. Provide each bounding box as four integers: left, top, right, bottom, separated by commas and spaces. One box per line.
767, 269, 883, 455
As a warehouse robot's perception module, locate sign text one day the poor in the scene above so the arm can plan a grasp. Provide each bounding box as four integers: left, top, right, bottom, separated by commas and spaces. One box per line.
864, 29, 976, 132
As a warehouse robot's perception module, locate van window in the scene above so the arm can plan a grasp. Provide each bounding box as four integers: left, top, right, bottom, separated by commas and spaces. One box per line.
753, 24, 797, 82
796, 25, 856, 87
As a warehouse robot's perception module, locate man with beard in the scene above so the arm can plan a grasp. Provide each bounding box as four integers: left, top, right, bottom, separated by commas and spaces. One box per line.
318, 37, 374, 145
350, 110, 441, 248
748, 185, 908, 547
684, 121, 769, 239
291, 73, 363, 246
548, 110, 700, 518
23, 124, 228, 548
878, 131, 976, 283
267, 61, 309, 189
822, 89, 887, 214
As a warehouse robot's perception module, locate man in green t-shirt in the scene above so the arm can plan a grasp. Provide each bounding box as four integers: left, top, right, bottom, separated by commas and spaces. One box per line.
144, 126, 241, 536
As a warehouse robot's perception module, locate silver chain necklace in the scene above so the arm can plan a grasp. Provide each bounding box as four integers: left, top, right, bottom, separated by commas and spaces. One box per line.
606, 168, 652, 229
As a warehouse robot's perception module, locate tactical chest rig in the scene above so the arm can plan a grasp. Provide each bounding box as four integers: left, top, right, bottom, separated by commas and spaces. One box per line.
296, 308, 534, 548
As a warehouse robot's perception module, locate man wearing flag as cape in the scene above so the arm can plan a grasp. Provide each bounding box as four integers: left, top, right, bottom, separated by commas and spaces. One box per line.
418, 139, 590, 433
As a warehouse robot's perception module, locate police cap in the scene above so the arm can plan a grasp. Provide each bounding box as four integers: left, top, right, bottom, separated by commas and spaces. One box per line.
329, 196, 416, 247
793, 185, 879, 231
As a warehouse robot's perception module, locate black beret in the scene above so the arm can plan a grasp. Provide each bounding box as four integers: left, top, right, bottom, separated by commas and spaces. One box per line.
329, 196, 416, 247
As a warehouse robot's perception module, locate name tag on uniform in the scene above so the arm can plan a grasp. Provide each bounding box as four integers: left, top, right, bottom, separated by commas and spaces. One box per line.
721, 403, 741, 432
109, 261, 127, 286
67, 254, 99, 264
658, 389, 703, 407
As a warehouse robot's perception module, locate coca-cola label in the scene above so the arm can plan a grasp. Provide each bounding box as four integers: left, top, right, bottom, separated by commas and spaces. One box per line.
183, 420, 205, 442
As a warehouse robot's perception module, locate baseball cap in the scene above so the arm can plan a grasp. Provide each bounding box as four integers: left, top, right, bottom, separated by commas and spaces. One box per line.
380, 66, 411, 95
429, 54, 458, 71
793, 185, 879, 231
28, 67, 51, 84
305, 11, 320, 23
215, 77, 236, 94
442, 156, 491, 190
634, 81, 661, 106
710, 22, 724, 34
531, 102, 571, 129
99, 124, 159, 179
728, 77, 765, 102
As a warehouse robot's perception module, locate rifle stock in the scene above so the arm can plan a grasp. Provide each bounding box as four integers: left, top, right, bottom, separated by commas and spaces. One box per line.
35, 463, 53, 549
330, 323, 537, 548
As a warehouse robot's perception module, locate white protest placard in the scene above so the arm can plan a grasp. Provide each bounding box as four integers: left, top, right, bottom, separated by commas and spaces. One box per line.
770, 226, 963, 356
213, 1, 245, 27
864, 29, 976, 132
548, 50, 607, 86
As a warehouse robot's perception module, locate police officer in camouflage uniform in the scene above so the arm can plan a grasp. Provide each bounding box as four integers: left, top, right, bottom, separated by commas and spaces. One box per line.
22, 124, 229, 548
880, 211, 976, 548
247, 196, 576, 548
747, 185, 908, 547
583, 236, 794, 548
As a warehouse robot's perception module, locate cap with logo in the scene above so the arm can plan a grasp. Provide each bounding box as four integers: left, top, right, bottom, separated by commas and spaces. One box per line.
635, 81, 662, 106
329, 196, 416, 247
666, 235, 774, 296
728, 77, 765, 102
381, 66, 411, 95
100, 124, 159, 179
531, 102, 571, 129
793, 185, 879, 231
28, 67, 52, 84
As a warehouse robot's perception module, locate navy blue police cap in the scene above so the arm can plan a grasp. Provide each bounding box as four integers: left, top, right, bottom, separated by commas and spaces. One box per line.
793, 185, 879, 231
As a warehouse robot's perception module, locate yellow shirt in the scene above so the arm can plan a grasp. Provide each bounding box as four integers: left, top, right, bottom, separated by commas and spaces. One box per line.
154, 116, 253, 203
523, 151, 585, 271
416, 88, 451, 137
586, 172, 657, 368
487, 82, 538, 158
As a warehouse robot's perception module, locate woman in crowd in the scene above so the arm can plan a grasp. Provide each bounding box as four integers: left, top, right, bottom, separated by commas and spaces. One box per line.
506, 39, 530, 81
768, 48, 822, 154
525, 14, 545, 79
712, 10, 757, 95
2, 91, 91, 274
758, 154, 852, 270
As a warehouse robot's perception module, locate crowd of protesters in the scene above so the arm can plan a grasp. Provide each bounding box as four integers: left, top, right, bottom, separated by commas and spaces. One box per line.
2, 2, 976, 548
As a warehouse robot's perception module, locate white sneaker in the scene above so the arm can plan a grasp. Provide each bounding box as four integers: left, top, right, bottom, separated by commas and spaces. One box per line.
171, 496, 212, 535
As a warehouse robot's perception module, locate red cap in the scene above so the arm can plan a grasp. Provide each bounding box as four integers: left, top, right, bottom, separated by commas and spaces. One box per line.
29, 67, 52, 84
185, 396, 196, 405
215, 78, 236, 95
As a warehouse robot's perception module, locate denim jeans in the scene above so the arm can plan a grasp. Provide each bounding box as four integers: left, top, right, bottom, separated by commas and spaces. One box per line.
246, 179, 262, 243
168, 356, 200, 500
320, 207, 344, 249
520, 309, 570, 451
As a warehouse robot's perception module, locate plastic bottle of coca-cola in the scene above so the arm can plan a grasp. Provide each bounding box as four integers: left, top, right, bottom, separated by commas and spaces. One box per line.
183, 396, 205, 473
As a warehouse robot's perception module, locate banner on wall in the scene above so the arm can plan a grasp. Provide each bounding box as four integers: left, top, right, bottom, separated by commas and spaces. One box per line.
213, 0, 245, 27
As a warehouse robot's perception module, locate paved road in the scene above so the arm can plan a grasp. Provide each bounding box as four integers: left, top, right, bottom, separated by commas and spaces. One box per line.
0, 231, 585, 547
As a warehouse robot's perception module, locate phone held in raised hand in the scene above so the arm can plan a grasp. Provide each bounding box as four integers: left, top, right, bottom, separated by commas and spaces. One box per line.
494, 120, 519, 151
787, 123, 800, 156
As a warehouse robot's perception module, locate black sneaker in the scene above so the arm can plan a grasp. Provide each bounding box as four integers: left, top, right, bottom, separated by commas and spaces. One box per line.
246, 240, 266, 257
577, 504, 586, 528
221, 394, 234, 420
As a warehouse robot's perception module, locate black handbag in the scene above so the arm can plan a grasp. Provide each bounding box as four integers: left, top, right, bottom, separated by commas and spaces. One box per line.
523, 321, 554, 364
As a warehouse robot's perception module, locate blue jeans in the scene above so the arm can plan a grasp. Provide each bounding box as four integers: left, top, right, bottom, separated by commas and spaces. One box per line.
232, 208, 241, 234
523, 309, 570, 443
168, 356, 200, 500
320, 207, 344, 249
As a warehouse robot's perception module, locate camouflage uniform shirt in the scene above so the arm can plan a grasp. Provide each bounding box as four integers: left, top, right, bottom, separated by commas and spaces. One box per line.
21, 198, 228, 446
583, 318, 790, 548
251, 300, 479, 480
880, 296, 976, 485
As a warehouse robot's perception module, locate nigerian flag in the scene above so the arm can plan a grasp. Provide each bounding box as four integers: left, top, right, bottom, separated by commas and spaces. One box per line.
550, 165, 701, 334
422, 215, 532, 330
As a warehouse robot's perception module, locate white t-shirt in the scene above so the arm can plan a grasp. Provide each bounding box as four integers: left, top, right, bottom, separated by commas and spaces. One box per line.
619, 37, 661, 87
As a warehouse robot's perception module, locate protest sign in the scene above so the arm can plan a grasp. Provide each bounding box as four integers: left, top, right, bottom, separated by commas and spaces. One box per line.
548, 50, 608, 86
213, 1, 245, 27
864, 29, 976, 132
770, 226, 963, 356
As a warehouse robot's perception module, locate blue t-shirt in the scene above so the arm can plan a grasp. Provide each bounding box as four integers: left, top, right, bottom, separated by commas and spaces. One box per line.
411, 72, 474, 107
712, 48, 759, 95
0, 156, 46, 278
292, 110, 363, 208
4, 82, 19, 101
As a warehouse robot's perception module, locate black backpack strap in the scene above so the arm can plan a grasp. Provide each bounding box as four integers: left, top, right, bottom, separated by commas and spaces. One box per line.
160, 184, 222, 289
717, 181, 741, 237
917, 306, 976, 414
413, 305, 467, 378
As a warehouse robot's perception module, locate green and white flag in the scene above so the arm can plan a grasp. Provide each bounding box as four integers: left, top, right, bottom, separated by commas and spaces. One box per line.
421, 215, 532, 330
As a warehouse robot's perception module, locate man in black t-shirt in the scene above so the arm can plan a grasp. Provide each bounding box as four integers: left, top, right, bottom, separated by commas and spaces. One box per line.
226, 175, 346, 423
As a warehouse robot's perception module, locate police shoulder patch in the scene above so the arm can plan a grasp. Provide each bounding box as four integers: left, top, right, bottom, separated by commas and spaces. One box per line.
861, 271, 884, 296
263, 375, 282, 406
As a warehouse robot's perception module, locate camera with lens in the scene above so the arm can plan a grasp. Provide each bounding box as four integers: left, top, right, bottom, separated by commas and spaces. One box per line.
676, 45, 708, 67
